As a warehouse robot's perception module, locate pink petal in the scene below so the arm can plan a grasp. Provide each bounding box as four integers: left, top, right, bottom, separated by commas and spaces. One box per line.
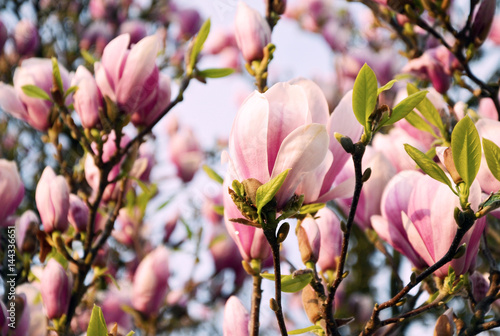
271, 123, 329, 207
229, 91, 270, 184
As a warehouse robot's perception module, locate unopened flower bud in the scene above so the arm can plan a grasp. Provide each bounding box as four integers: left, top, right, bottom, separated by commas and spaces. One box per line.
443, 147, 462, 184
35, 167, 70, 233
41, 259, 71, 319
14, 19, 39, 56
301, 284, 321, 324
434, 308, 455, 336
0, 160, 24, 227
68, 194, 89, 232
471, 0, 496, 47
132, 246, 169, 316
234, 2, 271, 63
470, 271, 489, 303
297, 216, 321, 263
242, 178, 263, 206
16, 210, 39, 254
223, 296, 249, 336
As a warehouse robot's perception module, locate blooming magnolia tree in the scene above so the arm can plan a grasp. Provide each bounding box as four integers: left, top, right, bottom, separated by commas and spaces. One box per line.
1, 0, 500, 335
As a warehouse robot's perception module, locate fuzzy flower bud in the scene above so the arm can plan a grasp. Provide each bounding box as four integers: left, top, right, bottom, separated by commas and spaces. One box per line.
14, 20, 39, 56
234, 2, 271, 62
297, 215, 321, 264
68, 194, 89, 232
0, 159, 24, 227
35, 167, 70, 233
16, 210, 39, 254
132, 246, 169, 316
40, 259, 71, 320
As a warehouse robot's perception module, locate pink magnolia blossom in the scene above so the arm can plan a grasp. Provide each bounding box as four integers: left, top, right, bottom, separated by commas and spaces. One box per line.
168, 127, 203, 183
223, 296, 249, 336
0, 58, 71, 131
16, 210, 39, 253
71, 66, 102, 129
68, 194, 89, 232
234, 2, 271, 62
316, 207, 343, 272
371, 170, 427, 269
40, 259, 71, 320
406, 175, 486, 278
35, 167, 70, 233
372, 128, 427, 172
176, 9, 202, 41
224, 79, 361, 259
0, 160, 24, 227
94, 34, 160, 115
13, 20, 39, 56
402, 47, 454, 94
132, 246, 169, 316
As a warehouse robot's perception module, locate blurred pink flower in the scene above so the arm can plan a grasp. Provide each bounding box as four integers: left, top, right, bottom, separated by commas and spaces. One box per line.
71, 66, 102, 129
316, 207, 343, 272
40, 259, 71, 320
0, 160, 24, 227
234, 2, 271, 62
132, 246, 169, 316
35, 166, 70, 233
223, 296, 249, 336
168, 127, 203, 183
14, 20, 39, 56
0, 58, 71, 131
475, 119, 500, 193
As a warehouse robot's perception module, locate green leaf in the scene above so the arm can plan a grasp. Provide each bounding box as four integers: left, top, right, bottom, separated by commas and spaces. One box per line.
87, 305, 108, 336
64, 85, 78, 99
377, 79, 397, 95
180, 217, 193, 240
255, 169, 290, 215
483, 138, 500, 182
378, 90, 428, 129
197, 68, 234, 78
21, 85, 51, 101
289, 325, 323, 335
407, 83, 446, 136
451, 116, 481, 189
81, 49, 97, 65
352, 63, 378, 128
189, 18, 211, 73
299, 203, 325, 215
405, 111, 439, 138
404, 144, 456, 193
260, 271, 313, 293
125, 332, 135, 336
202, 164, 224, 184
156, 196, 174, 211
52, 57, 64, 94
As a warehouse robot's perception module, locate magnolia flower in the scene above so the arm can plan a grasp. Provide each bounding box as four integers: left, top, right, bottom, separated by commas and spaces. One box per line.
35, 167, 70, 233
223, 296, 249, 336
371, 170, 427, 269
95, 34, 160, 115
316, 207, 343, 272
71, 66, 102, 129
40, 259, 71, 320
0, 58, 71, 131
406, 175, 486, 278
234, 2, 271, 62
0, 160, 24, 226
132, 246, 169, 316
